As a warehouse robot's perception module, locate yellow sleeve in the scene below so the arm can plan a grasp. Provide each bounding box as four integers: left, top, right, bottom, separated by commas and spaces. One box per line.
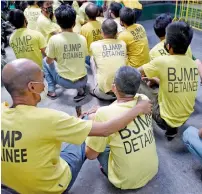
46, 21, 60, 35
142, 59, 159, 78
45, 38, 55, 59
86, 109, 109, 153
37, 32, 46, 49
53, 111, 93, 144
117, 32, 129, 46
78, 7, 85, 25
81, 35, 88, 56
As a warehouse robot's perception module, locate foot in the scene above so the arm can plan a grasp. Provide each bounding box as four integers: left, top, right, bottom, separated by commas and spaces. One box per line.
73, 92, 86, 102
165, 128, 178, 141
47, 92, 57, 100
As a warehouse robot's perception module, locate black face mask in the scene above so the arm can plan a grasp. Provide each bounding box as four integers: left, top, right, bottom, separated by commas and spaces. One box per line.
164, 42, 170, 53
46, 6, 53, 14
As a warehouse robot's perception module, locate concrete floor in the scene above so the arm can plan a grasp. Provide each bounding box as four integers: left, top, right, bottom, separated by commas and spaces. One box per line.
1, 20, 202, 194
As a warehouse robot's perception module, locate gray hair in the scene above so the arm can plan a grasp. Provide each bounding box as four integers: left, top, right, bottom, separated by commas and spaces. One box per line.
102, 19, 117, 38
114, 66, 141, 96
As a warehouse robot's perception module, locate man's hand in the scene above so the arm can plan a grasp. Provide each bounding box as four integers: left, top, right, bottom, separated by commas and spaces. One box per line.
136, 98, 152, 115
199, 128, 202, 138
142, 77, 160, 87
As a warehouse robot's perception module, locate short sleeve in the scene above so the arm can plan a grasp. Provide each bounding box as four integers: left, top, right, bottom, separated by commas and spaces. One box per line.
117, 32, 129, 46
45, 37, 55, 59
86, 109, 109, 153
81, 35, 88, 56
46, 21, 60, 35
37, 32, 46, 49
53, 111, 93, 144
142, 59, 159, 78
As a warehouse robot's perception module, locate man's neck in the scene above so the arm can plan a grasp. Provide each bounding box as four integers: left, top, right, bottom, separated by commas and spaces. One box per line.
62, 28, 73, 32
12, 95, 37, 108
103, 36, 115, 39
42, 11, 50, 18
159, 36, 165, 41
117, 96, 134, 103
89, 18, 96, 22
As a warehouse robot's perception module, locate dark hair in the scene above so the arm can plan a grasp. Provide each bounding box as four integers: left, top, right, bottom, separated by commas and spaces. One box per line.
166, 21, 193, 54
114, 66, 141, 96
85, 3, 98, 20
97, 6, 103, 17
60, 1, 73, 6
102, 19, 117, 38
37, 1, 45, 8
110, 2, 122, 18
55, 4, 76, 29
154, 14, 172, 38
120, 7, 134, 26
8, 9, 25, 29
27, 1, 35, 6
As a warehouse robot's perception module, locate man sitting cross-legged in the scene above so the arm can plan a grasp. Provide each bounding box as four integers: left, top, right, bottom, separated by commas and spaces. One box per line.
90, 19, 127, 100
1, 59, 152, 194
44, 4, 88, 101
86, 66, 158, 190
138, 21, 199, 140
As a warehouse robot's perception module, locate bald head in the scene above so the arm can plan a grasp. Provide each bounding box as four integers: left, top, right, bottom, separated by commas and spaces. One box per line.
102, 19, 117, 38
85, 3, 98, 20
2, 59, 42, 96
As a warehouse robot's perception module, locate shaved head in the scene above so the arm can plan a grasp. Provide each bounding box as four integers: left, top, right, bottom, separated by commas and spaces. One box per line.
102, 19, 117, 38
2, 59, 42, 96
85, 3, 98, 20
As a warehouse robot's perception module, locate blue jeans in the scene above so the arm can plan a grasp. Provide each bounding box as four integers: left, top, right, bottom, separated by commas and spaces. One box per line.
60, 142, 86, 191
97, 146, 110, 176
183, 126, 202, 163
43, 59, 87, 92
85, 56, 90, 66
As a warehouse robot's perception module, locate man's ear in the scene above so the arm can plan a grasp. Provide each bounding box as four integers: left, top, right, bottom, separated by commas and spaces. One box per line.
120, 20, 124, 27
27, 82, 35, 93
111, 83, 116, 94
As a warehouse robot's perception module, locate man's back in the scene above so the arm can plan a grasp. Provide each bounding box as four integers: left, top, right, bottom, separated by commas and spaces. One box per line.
90, 39, 126, 93
37, 14, 60, 43
24, 6, 41, 30
143, 55, 198, 127
80, 20, 102, 53
86, 94, 158, 189
1, 103, 92, 193
149, 39, 193, 60
9, 28, 46, 68
46, 32, 88, 81
118, 23, 150, 68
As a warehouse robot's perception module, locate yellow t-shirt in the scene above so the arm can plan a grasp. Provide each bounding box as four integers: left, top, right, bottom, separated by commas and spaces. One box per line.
78, 2, 90, 25
97, 16, 105, 24
118, 24, 150, 68
90, 39, 127, 93
73, 15, 82, 34
116, 0, 142, 9
149, 39, 193, 60
46, 32, 88, 81
24, 6, 41, 30
80, 20, 102, 54
86, 94, 158, 189
72, 0, 80, 15
143, 55, 199, 127
37, 14, 61, 43
1, 102, 92, 194
9, 28, 46, 68
114, 17, 125, 33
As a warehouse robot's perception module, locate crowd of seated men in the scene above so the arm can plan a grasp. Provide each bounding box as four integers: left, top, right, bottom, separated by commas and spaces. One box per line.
1, 0, 202, 193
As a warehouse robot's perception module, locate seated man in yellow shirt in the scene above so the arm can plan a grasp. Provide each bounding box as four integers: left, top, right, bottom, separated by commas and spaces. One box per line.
1, 59, 152, 194
24, 1, 41, 30
80, 3, 102, 65
86, 66, 158, 190
8, 9, 46, 68
118, 7, 150, 68
108, 2, 124, 33
116, 0, 142, 22
150, 14, 193, 60
44, 4, 88, 101
90, 19, 127, 100
78, 0, 91, 25
37, 1, 61, 43
138, 21, 199, 140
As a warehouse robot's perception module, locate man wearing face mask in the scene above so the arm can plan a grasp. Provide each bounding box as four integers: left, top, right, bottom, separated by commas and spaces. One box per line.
37, 1, 61, 43
1, 59, 152, 193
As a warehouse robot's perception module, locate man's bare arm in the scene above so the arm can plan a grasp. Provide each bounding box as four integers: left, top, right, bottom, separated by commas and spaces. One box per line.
40, 47, 46, 57
89, 100, 152, 137
46, 57, 54, 65
199, 128, 202, 138
85, 146, 99, 160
